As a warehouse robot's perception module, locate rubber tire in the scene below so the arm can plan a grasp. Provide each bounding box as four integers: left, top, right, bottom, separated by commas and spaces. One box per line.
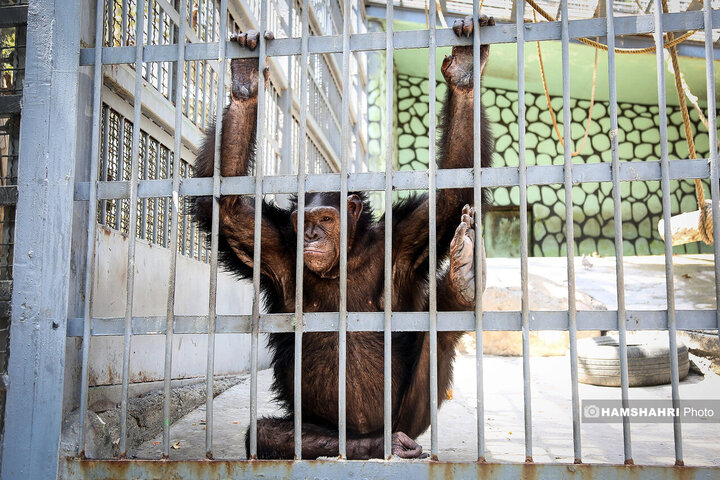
576, 336, 690, 387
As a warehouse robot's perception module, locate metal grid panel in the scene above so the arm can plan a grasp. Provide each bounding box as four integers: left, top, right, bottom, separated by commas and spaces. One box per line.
1, 0, 713, 477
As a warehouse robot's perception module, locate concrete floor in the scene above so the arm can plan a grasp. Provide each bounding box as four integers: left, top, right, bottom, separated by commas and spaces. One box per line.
132, 254, 719, 465
133, 354, 720, 465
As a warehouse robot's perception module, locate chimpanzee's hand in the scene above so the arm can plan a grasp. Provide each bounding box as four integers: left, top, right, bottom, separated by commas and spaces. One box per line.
229, 31, 273, 100
391, 432, 428, 459
442, 15, 494, 88
449, 205, 486, 305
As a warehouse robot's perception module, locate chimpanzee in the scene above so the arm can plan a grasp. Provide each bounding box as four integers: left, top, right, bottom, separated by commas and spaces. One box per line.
193, 15, 494, 459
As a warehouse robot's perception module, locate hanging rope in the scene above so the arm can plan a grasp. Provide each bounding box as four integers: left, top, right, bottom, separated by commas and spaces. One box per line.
661, 0, 713, 244
524, 0, 697, 54
533, 9, 598, 156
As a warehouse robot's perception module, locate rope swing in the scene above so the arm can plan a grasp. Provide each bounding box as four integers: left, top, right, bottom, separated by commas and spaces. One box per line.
525, 0, 714, 246
656, 0, 714, 245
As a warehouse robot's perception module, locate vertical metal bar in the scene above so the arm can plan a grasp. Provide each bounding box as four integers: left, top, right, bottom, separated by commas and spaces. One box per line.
164, 150, 170, 247
153, 140, 159, 244
100, 105, 110, 225
193, 57, 201, 124
119, 0, 146, 456
294, 0, 309, 461
704, 0, 720, 348
141, 133, 149, 240
471, 0, 485, 462
249, 0, 268, 459
0, 0, 81, 475
606, 0, 633, 463
148, 0, 156, 83
162, 0, 187, 458
652, 0, 683, 464
427, 0, 439, 460
116, 119, 126, 230
383, 0, 394, 461
206, 0, 228, 457
560, 0, 581, 464
78, 0, 107, 457
515, 0, 533, 463
337, 0, 351, 459
201, 62, 209, 129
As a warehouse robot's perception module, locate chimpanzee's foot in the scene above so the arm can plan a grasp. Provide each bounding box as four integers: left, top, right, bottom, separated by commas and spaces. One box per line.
449, 205, 481, 305
392, 432, 428, 459
229, 31, 273, 100
442, 15, 494, 88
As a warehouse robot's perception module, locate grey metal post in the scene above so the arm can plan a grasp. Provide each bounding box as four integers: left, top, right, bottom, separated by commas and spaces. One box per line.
383, 0, 394, 460
653, 0, 683, 464
606, 0, 633, 463
471, 0, 485, 462
515, 0, 533, 462
1, 0, 81, 477
560, 0, 581, 463
427, 0, 439, 460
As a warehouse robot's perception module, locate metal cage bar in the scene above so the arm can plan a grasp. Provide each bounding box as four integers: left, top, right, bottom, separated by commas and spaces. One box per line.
382, 0, 394, 461
427, 0, 439, 460
119, 0, 146, 455
471, 0, 485, 462
206, 0, 228, 459
162, 0, 187, 458
337, 0, 351, 458
605, 0, 633, 464
515, 0, 533, 462
294, 0, 310, 461
653, 0, 683, 465
77, 0, 106, 457
560, 0, 581, 464
249, 0, 267, 458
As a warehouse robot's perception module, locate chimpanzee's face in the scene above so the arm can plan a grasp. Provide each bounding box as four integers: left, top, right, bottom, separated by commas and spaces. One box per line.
291, 194, 363, 276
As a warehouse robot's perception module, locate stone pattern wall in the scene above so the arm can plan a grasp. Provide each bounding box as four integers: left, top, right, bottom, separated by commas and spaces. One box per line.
386, 73, 716, 257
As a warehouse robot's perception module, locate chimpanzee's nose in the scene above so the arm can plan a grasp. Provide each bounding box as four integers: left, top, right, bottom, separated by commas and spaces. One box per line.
305, 226, 319, 242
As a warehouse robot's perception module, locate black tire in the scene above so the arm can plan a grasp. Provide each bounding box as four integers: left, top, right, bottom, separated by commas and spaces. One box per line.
575, 336, 690, 387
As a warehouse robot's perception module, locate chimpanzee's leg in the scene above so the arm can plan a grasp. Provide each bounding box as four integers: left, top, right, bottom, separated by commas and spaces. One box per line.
248, 417, 424, 459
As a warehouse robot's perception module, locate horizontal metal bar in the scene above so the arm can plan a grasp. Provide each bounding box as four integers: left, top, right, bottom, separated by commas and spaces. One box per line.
0, 5, 28, 27
62, 458, 720, 480
66, 309, 717, 336
73, 158, 711, 200
78, 10, 720, 65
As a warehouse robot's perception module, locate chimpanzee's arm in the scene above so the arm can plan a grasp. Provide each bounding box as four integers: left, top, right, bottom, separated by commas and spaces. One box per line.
392, 16, 494, 280
193, 40, 295, 306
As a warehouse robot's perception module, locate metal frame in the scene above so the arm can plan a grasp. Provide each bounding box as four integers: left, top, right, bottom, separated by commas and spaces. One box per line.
1, 0, 81, 477
1, 0, 719, 478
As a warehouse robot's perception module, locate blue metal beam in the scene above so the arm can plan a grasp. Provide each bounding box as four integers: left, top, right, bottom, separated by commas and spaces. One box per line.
1, 0, 81, 477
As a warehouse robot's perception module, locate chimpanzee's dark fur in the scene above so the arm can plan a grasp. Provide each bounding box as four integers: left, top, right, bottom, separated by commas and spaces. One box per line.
193, 16, 495, 459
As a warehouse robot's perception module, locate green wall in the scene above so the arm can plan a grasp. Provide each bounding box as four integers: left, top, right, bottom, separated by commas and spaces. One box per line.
369, 71, 717, 258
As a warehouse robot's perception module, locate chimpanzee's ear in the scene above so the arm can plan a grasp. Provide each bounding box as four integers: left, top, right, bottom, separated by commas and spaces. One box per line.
290, 209, 298, 231
347, 194, 363, 219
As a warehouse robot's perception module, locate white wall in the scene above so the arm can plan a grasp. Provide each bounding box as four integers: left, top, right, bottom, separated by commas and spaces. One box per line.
87, 227, 272, 387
